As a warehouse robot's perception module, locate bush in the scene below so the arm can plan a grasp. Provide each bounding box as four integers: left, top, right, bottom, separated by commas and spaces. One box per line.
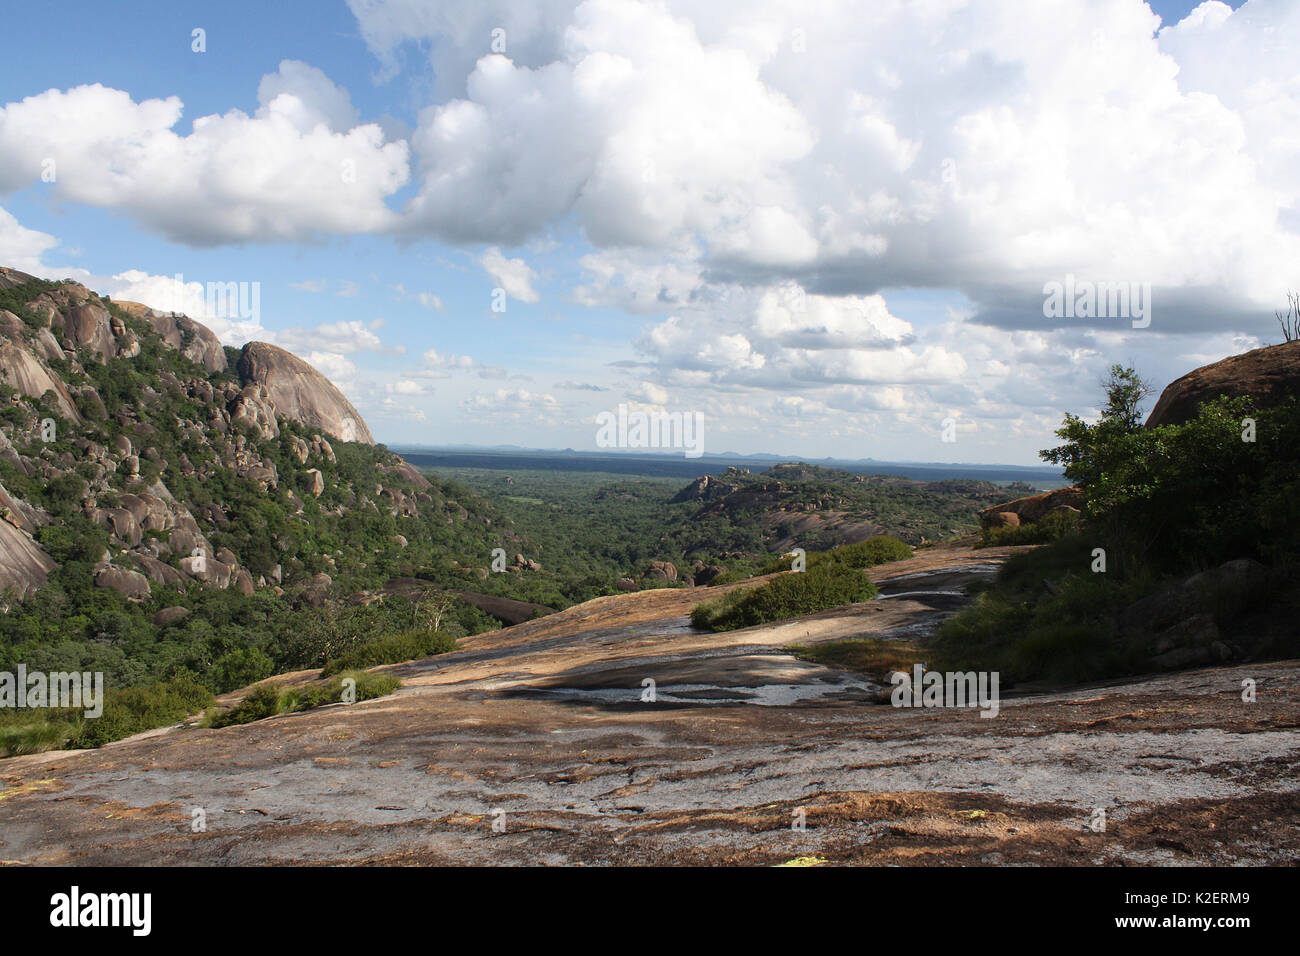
0, 718, 80, 757
320, 629, 457, 677
65, 675, 214, 749
759, 535, 912, 575
978, 507, 1081, 548
210, 671, 401, 728
209, 647, 274, 693
691, 564, 878, 631
208, 683, 283, 728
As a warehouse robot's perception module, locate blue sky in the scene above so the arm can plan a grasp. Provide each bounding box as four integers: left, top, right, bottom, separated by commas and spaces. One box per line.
0, 0, 1289, 466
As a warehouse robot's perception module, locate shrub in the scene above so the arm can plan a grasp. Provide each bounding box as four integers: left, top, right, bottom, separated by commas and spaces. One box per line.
209, 647, 275, 694
66, 675, 214, 749
208, 683, 283, 728
759, 535, 912, 575
210, 671, 400, 728
320, 629, 457, 677
692, 564, 878, 631
978, 507, 1081, 548
0, 718, 80, 757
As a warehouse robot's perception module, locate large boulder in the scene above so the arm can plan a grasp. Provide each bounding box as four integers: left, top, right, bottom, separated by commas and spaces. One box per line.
94, 564, 152, 602
152, 606, 191, 627
114, 302, 228, 374
237, 342, 375, 444
229, 384, 280, 440
978, 487, 1084, 529
0, 266, 39, 290
0, 341, 83, 421
645, 560, 678, 582
0, 520, 57, 598
61, 301, 117, 361
0, 480, 47, 534
132, 553, 185, 589
1146, 340, 1300, 428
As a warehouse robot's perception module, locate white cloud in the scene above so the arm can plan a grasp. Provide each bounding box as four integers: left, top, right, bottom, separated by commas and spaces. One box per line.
0, 205, 56, 272
367, 0, 1299, 336
636, 284, 965, 388
631, 380, 669, 405
480, 246, 540, 302
99, 268, 268, 345
278, 319, 404, 356
256, 59, 360, 133
0, 66, 408, 246
423, 347, 476, 369
387, 378, 429, 395
460, 387, 562, 424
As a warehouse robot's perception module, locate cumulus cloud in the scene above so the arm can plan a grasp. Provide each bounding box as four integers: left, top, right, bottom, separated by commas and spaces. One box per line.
460, 387, 562, 424
423, 346, 508, 379
386, 378, 430, 395
9, 1, 1296, 335
277, 319, 404, 356
423, 347, 477, 369
0, 205, 56, 272
362, 0, 1299, 337
0, 64, 409, 245
637, 284, 964, 388
480, 246, 540, 302
256, 59, 360, 133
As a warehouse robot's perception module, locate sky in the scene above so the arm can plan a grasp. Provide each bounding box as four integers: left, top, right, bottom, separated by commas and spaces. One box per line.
0, 0, 1291, 466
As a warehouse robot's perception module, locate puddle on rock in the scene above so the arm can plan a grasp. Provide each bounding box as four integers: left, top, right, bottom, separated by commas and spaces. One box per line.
521, 677, 881, 707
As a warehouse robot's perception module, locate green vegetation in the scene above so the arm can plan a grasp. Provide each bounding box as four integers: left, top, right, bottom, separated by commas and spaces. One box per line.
977, 507, 1081, 548
691, 564, 878, 631
937, 366, 1300, 684
0, 277, 1067, 753
759, 535, 912, 573
320, 629, 457, 676
0, 674, 213, 757
207, 671, 400, 728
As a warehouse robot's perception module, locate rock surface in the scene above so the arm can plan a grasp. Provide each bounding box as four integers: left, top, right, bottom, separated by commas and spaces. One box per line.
237, 342, 375, 445
1146, 339, 1300, 427
978, 487, 1083, 529
114, 301, 228, 374
2, 545, 1295, 866
0, 519, 56, 598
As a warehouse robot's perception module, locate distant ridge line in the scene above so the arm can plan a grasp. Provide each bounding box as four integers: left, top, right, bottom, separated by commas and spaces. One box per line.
393, 447, 1066, 485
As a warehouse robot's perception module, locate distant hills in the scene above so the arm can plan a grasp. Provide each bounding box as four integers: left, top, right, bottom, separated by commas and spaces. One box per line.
393, 445, 1068, 486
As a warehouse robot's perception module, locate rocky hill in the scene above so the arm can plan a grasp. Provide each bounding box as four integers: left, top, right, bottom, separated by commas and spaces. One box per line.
669, 463, 1036, 551
0, 266, 519, 689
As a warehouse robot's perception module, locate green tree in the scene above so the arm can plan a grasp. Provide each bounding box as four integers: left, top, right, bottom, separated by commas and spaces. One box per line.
1040, 364, 1151, 492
